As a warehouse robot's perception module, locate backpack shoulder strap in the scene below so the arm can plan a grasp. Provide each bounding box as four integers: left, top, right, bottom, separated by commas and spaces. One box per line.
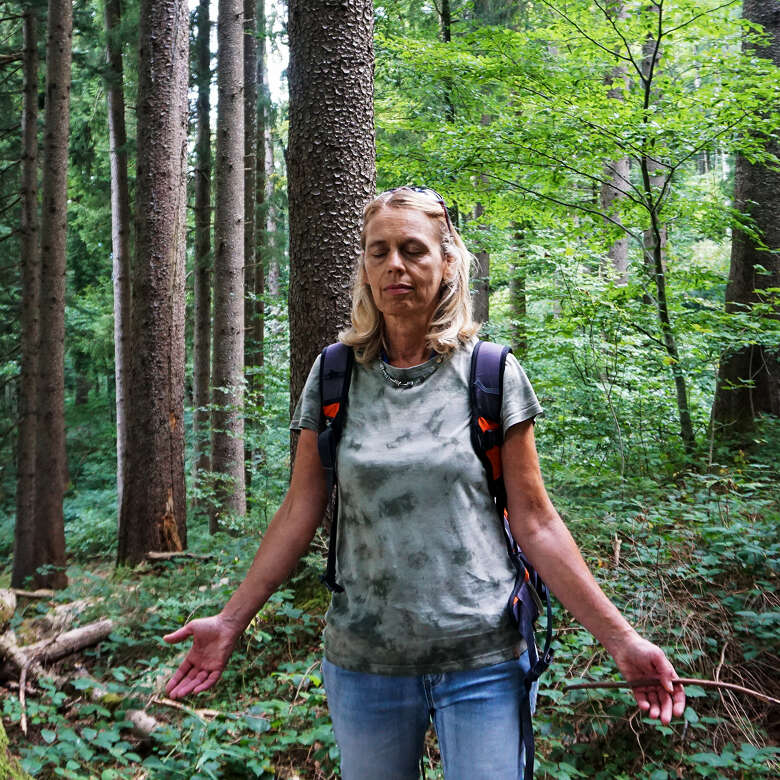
469, 339, 511, 512
317, 342, 353, 594
318, 342, 354, 493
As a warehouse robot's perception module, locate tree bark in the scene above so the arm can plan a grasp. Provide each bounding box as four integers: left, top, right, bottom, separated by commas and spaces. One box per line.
192, 0, 213, 502
243, 0, 257, 486
12, 6, 40, 590
252, 0, 268, 405
244, 0, 257, 381
510, 223, 529, 356
599, 0, 629, 285
104, 0, 132, 520
472, 199, 489, 324
712, 0, 780, 439
287, 0, 376, 444
117, 0, 189, 565
33, 0, 72, 590
210, 0, 246, 528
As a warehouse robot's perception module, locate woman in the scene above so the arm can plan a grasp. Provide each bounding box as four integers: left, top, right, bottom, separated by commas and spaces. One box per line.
165, 187, 685, 778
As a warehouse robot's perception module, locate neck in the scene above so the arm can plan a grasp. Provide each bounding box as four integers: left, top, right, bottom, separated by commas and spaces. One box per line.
383, 316, 430, 367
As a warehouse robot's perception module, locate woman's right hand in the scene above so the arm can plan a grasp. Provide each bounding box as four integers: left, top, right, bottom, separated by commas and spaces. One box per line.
163, 614, 242, 699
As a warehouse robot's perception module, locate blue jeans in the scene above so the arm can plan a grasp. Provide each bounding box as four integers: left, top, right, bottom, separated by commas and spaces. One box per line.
322, 652, 538, 780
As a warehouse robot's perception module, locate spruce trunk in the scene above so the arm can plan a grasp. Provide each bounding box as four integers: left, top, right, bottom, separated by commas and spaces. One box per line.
104, 0, 132, 519
192, 0, 213, 501
118, 0, 189, 564
712, 0, 780, 438
33, 0, 72, 590
287, 0, 375, 442
210, 0, 246, 528
12, 7, 40, 589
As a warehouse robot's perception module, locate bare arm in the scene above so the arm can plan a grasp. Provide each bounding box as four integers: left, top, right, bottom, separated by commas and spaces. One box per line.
164, 429, 328, 698
219, 428, 329, 630
502, 420, 685, 724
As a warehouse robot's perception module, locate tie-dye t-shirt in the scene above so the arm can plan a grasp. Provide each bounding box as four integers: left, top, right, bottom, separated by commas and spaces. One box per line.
291, 339, 544, 675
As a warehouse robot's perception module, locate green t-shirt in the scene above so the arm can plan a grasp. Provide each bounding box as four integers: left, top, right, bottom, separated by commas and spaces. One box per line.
291, 339, 544, 675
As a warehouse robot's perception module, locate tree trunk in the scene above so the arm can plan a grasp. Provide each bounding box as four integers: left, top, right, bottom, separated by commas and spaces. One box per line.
287, 0, 375, 446
244, 0, 257, 376
33, 0, 72, 590
439, 0, 456, 123
192, 0, 212, 503
599, 0, 629, 285
472, 199, 489, 324
117, 0, 189, 565
104, 0, 132, 520
252, 0, 268, 405
510, 223, 529, 356
639, 8, 694, 457
12, 7, 40, 590
712, 0, 780, 439
600, 153, 630, 284
243, 0, 257, 486
210, 0, 246, 529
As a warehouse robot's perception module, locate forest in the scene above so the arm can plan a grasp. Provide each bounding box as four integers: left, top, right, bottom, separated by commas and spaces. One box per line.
0, 0, 778, 777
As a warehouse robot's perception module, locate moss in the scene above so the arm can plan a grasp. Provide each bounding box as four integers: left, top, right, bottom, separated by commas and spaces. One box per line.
0, 719, 33, 780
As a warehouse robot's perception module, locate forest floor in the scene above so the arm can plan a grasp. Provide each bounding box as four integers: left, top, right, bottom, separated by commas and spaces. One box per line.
1, 437, 779, 779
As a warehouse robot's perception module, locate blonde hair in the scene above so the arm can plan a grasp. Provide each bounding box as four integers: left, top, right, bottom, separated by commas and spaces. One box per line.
340, 188, 479, 364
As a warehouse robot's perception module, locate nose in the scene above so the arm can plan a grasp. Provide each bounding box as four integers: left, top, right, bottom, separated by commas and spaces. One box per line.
386, 247, 404, 272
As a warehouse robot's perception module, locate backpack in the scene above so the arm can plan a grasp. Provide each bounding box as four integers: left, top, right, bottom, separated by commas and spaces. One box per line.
316, 339, 553, 780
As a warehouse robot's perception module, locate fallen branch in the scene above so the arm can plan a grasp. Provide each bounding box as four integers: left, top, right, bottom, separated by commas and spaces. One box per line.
564, 677, 780, 706
11, 589, 55, 599
145, 551, 214, 562
23, 618, 114, 663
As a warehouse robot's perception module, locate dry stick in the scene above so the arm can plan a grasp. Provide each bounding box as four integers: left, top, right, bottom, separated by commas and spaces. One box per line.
145, 551, 214, 562
151, 695, 221, 720
18, 657, 32, 735
564, 677, 780, 706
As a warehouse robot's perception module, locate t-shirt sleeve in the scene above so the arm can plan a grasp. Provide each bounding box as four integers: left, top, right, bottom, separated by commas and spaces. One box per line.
290, 356, 322, 431
501, 353, 544, 435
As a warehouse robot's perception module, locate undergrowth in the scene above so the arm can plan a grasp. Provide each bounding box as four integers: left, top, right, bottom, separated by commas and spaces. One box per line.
1, 424, 778, 778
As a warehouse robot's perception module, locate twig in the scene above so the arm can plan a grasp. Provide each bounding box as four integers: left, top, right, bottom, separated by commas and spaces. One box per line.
564, 677, 780, 706
18, 657, 32, 735
151, 695, 221, 720
145, 551, 214, 562
288, 658, 320, 715
715, 642, 728, 682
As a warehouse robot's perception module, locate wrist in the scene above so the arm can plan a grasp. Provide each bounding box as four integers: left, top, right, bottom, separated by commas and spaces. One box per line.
601, 623, 640, 659
218, 609, 250, 637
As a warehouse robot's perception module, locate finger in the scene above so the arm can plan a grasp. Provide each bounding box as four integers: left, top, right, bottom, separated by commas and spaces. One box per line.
672, 681, 686, 718
165, 661, 192, 695
163, 624, 194, 644
645, 687, 661, 720
172, 668, 209, 700
632, 684, 650, 712
168, 672, 197, 700
192, 669, 222, 694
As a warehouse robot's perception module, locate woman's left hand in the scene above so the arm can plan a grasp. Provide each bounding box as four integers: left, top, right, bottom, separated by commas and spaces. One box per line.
610, 634, 686, 725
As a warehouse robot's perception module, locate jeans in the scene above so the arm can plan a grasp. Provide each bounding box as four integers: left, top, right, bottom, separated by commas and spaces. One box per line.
322, 652, 538, 780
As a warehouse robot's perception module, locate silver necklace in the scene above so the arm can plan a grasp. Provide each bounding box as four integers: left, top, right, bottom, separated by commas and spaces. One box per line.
378, 356, 440, 389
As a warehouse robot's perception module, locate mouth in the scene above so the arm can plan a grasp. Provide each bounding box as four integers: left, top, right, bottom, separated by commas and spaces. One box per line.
384, 284, 413, 294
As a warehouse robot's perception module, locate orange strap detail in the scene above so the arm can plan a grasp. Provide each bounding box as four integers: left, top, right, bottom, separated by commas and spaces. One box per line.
323, 402, 340, 419
486, 446, 502, 480
478, 416, 500, 433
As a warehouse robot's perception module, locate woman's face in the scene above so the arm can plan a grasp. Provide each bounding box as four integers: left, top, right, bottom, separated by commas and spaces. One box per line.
362, 206, 453, 324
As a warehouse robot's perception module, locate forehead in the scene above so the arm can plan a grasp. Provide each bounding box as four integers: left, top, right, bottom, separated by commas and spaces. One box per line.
363, 206, 440, 244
